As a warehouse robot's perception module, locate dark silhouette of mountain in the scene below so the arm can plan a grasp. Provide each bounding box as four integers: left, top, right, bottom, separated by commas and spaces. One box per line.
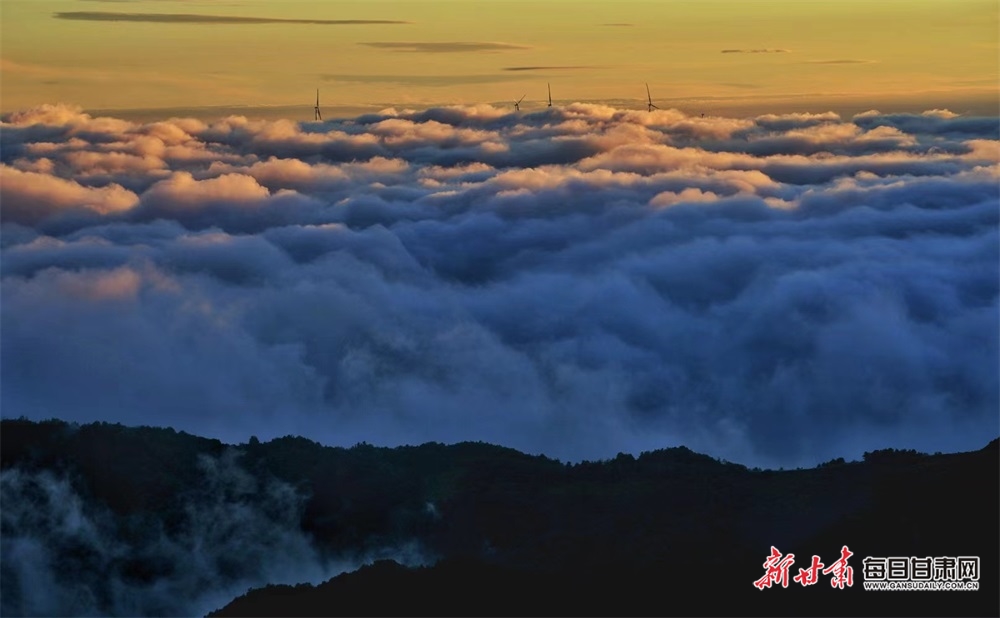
1, 419, 996, 617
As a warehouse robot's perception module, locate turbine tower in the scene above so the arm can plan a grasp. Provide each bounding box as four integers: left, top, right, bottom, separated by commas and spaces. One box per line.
646, 83, 659, 112
314, 89, 322, 121
547, 83, 553, 107
514, 94, 526, 111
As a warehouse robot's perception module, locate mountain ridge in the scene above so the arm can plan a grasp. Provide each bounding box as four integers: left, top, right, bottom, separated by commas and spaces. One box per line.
1, 418, 996, 616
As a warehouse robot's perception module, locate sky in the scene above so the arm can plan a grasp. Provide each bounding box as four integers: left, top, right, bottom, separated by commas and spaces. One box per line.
0, 0, 998, 469
1, 0, 997, 119
1, 103, 998, 468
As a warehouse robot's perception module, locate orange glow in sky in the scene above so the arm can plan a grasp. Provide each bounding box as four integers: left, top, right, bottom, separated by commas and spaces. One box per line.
2, 0, 997, 118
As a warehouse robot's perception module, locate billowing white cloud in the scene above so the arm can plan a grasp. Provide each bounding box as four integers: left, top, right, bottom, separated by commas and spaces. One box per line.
0, 165, 139, 224
1, 103, 997, 468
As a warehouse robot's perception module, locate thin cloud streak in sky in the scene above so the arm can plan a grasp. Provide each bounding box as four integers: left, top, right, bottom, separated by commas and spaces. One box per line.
721, 48, 790, 54
805, 59, 877, 65
323, 74, 523, 87
502, 66, 600, 72
54, 12, 410, 25
0, 103, 997, 470
361, 42, 530, 53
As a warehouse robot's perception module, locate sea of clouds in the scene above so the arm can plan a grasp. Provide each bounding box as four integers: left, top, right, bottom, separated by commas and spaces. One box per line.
1, 103, 997, 467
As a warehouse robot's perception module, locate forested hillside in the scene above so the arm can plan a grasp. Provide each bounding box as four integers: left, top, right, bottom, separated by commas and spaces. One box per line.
2, 419, 996, 616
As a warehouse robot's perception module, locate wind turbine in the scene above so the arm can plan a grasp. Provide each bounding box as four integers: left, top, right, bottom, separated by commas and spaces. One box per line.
645, 83, 659, 112
547, 83, 553, 107
314, 89, 322, 121
514, 94, 526, 111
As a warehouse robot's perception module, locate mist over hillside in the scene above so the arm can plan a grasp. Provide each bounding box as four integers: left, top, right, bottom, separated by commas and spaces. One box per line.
1, 420, 996, 616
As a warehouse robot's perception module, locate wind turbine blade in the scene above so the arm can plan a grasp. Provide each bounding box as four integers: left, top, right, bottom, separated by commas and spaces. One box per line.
646, 83, 652, 103
517, 94, 526, 104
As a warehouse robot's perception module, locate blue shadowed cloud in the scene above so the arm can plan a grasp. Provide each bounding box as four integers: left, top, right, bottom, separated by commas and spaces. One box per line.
1, 103, 997, 470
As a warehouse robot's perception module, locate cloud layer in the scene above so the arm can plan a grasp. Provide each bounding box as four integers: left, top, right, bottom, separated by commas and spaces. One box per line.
360, 42, 530, 53
721, 48, 790, 54
1, 103, 997, 468
323, 74, 523, 87
502, 66, 598, 72
54, 12, 410, 25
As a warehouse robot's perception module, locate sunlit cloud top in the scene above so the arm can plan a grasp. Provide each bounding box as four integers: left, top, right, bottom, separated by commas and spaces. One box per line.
2, 102, 997, 467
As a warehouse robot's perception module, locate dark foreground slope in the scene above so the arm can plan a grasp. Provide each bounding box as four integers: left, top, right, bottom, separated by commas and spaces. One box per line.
2, 419, 997, 617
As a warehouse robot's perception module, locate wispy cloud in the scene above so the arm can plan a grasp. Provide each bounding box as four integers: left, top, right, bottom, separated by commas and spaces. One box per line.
54, 12, 410, 25
721, 48, 789, 54
502, 66, 599, 72
0, 58, 252, 95
361, 42, 530, 53
323, 74, 522, 87
804, 59, 877, 65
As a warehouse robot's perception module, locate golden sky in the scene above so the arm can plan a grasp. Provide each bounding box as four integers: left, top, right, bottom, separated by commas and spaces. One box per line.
2, 0, 997, 118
